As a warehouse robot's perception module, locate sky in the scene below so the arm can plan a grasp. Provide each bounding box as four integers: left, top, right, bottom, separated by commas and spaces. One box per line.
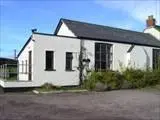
0, 0, 160, 58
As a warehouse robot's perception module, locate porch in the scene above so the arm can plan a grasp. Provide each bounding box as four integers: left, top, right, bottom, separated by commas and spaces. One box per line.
0, 64, 38, 89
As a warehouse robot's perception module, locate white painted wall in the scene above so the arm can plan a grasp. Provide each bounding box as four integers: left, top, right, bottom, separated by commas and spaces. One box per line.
57, 22, 76, 37
144, 27, 160, 40
18, 37, 34, 81
82, 39, 154, 71
0, 80, 37, 88
17, 34, 155, 87
130, 46, 152, 69
32, 34, 80, 86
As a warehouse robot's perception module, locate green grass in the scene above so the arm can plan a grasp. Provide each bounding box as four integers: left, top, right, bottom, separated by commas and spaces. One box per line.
35, 83, 84, 92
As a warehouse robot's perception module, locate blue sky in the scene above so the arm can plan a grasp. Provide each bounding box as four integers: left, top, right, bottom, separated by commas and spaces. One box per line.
0, 0, 160, 58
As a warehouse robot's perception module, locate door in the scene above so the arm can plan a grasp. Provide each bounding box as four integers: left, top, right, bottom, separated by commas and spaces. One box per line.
28, 51, 32, 80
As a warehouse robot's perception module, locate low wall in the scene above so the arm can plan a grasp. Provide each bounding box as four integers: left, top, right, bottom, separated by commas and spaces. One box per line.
0, 79, 40, 88
0, 79, 41, 93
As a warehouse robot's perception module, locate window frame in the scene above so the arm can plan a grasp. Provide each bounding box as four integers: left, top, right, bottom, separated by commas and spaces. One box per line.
45, 51, 55, 71
95, 43, 113, 71
65, 52, 74, 71
153, 48, 160, 70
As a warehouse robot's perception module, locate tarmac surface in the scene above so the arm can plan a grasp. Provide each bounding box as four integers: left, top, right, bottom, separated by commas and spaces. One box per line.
0, 90, 160, 120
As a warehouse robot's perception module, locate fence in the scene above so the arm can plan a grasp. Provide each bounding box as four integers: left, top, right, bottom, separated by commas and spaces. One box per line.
0, 64, 32, 81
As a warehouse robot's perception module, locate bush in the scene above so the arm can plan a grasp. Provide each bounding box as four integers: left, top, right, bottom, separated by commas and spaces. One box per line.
40, 83, 60, 91
83, 67, 160, 91
122, 68, 160, 88
143, 70, 160, 86
83, 71, 102, 90
122, 68, 145, 88
83, 71, 124, 91
101, 71, 124, 90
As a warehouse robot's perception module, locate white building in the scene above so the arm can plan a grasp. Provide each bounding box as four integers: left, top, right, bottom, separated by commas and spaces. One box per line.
1, 16, 160, 88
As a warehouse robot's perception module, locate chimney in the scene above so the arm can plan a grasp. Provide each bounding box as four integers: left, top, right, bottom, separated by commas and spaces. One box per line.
31, 28, 37, 33
146, 15, 156, 27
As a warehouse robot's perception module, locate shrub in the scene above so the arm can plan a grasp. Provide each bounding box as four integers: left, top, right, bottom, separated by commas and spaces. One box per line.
83, 71, 102, 90
101, 71, 124, 90
143, 70, 160, 86
122, 68, 145, 88
83, 66, 160, 91
40, 83, 60, 91
122, 68, 160, 88
83, 71, 124, 90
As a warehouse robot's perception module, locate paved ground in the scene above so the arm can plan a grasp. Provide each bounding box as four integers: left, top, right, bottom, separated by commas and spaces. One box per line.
0, 90, 160, 120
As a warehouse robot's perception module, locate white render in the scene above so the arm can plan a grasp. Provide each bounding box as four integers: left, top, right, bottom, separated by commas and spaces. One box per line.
18, 37, 34, 81
33, 34, 80, 86
16, 35, 157, 87
144, 27, 160, 40
82, 39, 156, 70
13, 21, 160, 87
57, 22, 76, 37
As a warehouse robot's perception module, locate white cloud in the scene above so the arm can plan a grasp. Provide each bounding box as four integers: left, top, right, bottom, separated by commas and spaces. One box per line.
96, 0, 160, 25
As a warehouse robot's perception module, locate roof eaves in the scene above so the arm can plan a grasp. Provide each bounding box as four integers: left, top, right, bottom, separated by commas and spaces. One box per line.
78, 36, 160, 48
54, 18, 63, 35
33, 32, 54, 36
0, 57, 17, 61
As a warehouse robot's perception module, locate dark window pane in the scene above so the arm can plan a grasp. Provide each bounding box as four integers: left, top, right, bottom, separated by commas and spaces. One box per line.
95, 43, 100, 51
66, 52, 73, 70
101, 61, 106, 70
95, 43, 100, 70
153, 49, 160, 70
101, 44, 106, 52
95, 43, 112, 71
95, 52, 100, 61
45, 51, 53, 70
101, 53, 106, 62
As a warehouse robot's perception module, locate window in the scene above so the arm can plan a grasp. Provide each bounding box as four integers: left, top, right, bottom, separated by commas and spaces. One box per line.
153, 49, 160, 70
95, 43, 112, 71
45, 51, 54, 70
66, 52, 73, 71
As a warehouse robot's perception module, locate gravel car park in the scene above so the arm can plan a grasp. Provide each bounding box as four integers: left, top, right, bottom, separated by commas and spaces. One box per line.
0, 90, 160, 120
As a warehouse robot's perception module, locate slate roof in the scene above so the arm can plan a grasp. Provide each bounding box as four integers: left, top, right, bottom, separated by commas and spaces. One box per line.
59, 18, 160, 48
0, 57, 17, 65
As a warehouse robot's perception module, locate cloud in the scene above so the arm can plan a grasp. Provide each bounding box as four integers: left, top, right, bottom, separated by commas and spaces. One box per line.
96, 0, 160, 25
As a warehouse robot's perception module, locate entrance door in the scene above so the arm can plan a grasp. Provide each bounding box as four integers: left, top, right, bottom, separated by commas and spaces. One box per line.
28, 51, 32, 80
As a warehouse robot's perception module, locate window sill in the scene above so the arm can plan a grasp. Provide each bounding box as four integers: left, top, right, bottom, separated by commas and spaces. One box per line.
65, 69, 75, 72
45, 69, 56, 71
